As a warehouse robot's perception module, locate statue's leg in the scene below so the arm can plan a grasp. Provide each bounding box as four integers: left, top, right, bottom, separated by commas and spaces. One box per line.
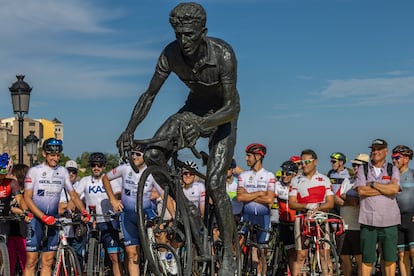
207, 122, 237, 275
143, 113, 207, 253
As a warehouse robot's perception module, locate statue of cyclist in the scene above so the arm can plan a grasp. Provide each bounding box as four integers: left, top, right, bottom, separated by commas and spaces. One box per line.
117, 2, 240, 274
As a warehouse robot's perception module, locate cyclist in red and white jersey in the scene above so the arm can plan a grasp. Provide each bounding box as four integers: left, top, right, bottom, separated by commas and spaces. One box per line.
288, 149, 334, 276
24, 138, 90, 276
237, 143, 275, 276
275, 160, 299, 274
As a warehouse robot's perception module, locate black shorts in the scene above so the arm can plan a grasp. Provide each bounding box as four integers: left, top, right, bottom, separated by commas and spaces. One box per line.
397, 213, 414, 251
278, 222, 295, 249
340, 230, 361, 255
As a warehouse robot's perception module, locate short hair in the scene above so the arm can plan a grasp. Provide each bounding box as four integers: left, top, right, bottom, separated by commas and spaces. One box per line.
169, 2, 206, 30
301, 149, 318, 160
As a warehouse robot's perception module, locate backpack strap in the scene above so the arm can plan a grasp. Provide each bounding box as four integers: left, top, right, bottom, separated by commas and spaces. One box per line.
363, 162, 394, 179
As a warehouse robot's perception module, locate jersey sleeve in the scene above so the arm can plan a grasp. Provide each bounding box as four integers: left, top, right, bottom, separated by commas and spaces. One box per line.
75, 178, 87, 197
63, 169, 74, 192
106, 165, 125, 181
24, 167, 35, 191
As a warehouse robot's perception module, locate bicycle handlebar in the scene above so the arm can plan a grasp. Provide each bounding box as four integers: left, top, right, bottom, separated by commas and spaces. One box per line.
297, 212, 345, 237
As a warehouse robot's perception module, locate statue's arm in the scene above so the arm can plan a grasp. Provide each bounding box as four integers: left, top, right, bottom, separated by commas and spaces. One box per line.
125, 73, 167, 133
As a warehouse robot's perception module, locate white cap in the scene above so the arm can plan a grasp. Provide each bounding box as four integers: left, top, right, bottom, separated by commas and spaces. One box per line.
65, 160, 78, 169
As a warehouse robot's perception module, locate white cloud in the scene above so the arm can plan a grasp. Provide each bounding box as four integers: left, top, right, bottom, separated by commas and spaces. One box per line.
318, 76, 414, 104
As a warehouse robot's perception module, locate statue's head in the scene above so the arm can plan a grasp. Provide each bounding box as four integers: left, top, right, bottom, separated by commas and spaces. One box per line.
169, 2, 206, 33
169, 2, 207, 56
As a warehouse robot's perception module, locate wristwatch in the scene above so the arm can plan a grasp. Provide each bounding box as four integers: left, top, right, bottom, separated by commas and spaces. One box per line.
370, 181, 375, 188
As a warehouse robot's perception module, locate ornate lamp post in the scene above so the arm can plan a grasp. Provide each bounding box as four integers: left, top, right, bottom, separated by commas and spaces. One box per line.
25, 131, 39, 166
9, 75, 32, 164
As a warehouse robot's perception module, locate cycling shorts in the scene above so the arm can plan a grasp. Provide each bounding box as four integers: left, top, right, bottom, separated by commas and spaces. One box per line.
360, 224, 397, 263
340, 230, 361, 255
397, 213, 414, 251
241, 214, 270, 244
95, 221, 120, 254
120, 210, 139, 246
278, 222, 295, 249
26, 217, 59, 252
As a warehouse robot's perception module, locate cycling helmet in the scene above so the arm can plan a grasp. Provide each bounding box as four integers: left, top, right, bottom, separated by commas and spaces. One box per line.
280, 160, 299, 174
229, 158, 237, 169
88, 152, 107, 164
245, 143, 266, 157
330, 152, 346, 162
42, 138, 63, 154
0, 153, 12, 175
184, 160, 198, 170
392, 145, 413, 160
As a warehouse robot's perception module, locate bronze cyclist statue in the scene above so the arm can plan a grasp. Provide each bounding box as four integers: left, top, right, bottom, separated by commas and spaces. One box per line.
117, 2, 240, 275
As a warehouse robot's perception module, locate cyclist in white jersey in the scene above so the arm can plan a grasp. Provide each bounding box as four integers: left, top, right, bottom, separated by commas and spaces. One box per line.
182, 160, 206, 217
75, 152, 122, 276
226, 158, 243, 221
237, 143, 276, 276
103, 144, 165, 276
24, 138, 90, 276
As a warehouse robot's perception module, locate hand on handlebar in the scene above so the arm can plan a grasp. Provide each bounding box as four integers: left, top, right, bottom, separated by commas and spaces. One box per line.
111, 199, 124, 213
41, 215, 57, 225
81, 209, 91, 223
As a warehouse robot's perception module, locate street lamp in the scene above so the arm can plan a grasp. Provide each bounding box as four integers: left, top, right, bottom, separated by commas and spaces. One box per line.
25, 131, 39, 166
9, 75, 32, 164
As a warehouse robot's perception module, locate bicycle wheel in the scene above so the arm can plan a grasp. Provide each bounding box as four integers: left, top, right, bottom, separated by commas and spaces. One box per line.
319, 239, 340, 276
137, 165, 193, 276
0, 241, 10, 276
268, 242, 283, 276
53, 246, 82, 276
87, 238, 104, 276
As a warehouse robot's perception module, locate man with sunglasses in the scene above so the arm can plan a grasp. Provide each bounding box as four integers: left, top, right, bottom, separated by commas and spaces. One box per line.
354, 139, 400, 276
275, 160, 298, 275
288, 149, 334, 276
24, 138, 90, 276
58, 160, 86, 267
237, 143, 275, 276
116, 3, 240, 273
335, 153, 369, 276
75, 152, 122, 276
392, 145, 414, 276
182, 160, 206, 218
103, 144, 166, 276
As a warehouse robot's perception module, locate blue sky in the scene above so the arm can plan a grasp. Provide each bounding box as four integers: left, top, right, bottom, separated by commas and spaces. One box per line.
1, 0, 413, 173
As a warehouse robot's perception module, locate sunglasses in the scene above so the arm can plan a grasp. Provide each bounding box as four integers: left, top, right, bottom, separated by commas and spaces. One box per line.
330, 160, 338, 164
90, 163, 104, 168
182, 172, 195, 177
131, 152, 143, 157
68, 169, 78, 174
352, 163, 360, 167
392, 155, 403, 161
282, 171, 295, 176
300, 159, 314, 166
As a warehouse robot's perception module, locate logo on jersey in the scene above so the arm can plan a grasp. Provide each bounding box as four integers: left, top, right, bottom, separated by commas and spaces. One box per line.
25, 177, 33, 184
112, 168, 117, 175
37, 189, 45, 196
88, 186, 106, 194
42, 172, 47, 177
125, 189, 131, 196
382, 176, 391, 180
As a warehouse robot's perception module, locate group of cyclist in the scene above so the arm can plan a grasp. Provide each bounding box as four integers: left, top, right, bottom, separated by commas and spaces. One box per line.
0, 136, 413, 276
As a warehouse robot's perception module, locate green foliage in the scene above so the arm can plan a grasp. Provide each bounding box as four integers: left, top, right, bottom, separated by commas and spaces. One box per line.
75, 152, 120, 178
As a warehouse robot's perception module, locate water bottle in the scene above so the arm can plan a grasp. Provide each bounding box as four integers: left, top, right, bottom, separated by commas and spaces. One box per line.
165, 252, 178, 275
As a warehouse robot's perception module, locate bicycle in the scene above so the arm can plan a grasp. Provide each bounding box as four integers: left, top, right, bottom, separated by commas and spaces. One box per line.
297, 211, 345, 276
266, 222, 290, 276
120, 135, 242, 276
0, 215, 22, 276
86, 205, 120, 276
238, 220, 274, 276
51, 218, 84, 276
